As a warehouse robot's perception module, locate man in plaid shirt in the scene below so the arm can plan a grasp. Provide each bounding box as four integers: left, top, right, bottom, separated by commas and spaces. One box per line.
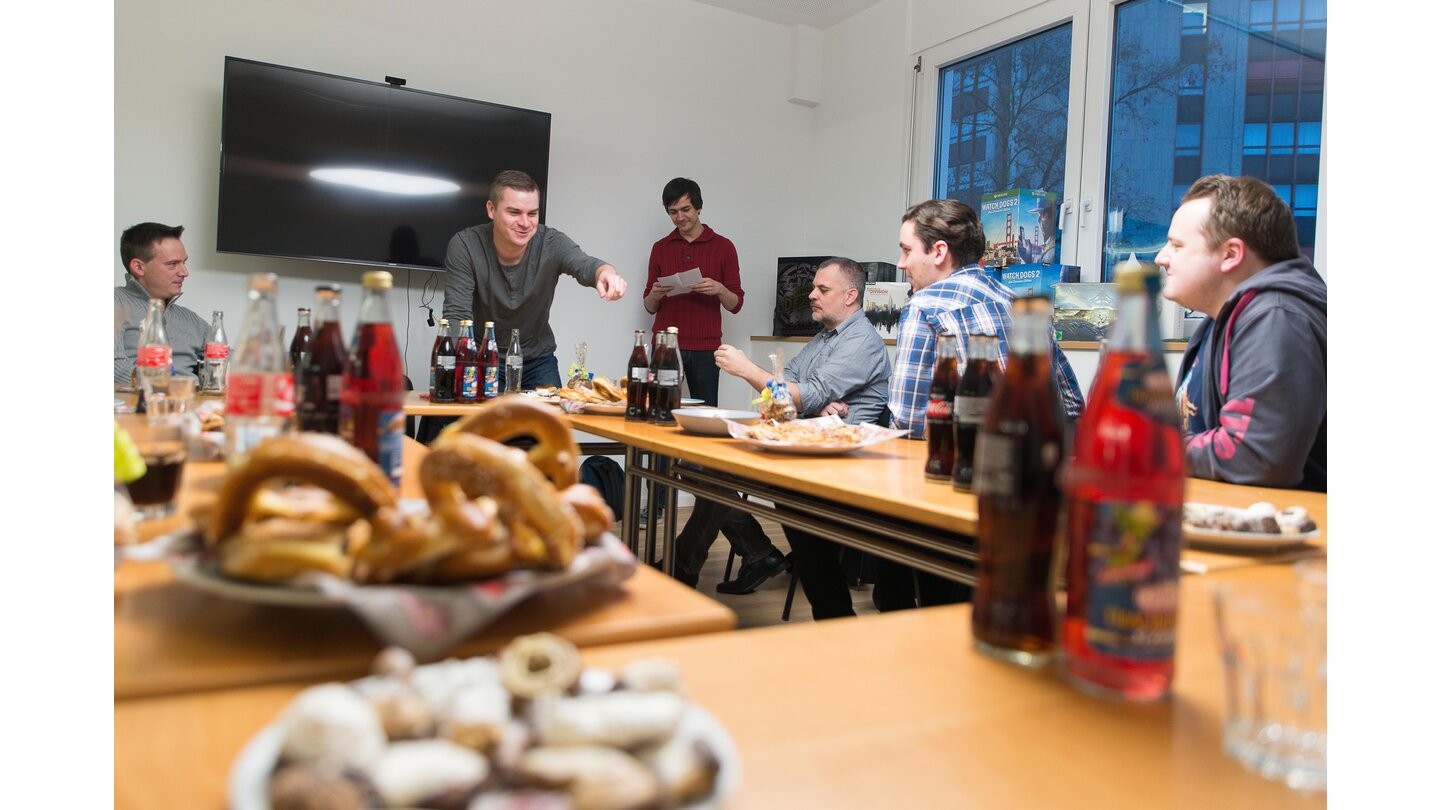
889, 198, 1084, 437
873, 198, 1084, 612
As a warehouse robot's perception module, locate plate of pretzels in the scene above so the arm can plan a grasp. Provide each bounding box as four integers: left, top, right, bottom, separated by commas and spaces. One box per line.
554, 375, 626, 414
173, 397, 632, 633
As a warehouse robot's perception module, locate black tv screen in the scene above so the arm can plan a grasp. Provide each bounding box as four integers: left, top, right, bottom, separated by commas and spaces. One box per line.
217, 57, 550, 271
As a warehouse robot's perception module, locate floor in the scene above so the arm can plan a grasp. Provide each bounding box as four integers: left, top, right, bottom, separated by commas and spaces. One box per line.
636, 505, 880, 629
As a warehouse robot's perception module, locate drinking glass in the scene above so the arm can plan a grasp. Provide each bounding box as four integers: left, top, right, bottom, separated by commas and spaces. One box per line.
143, 375, 197, 423
1212, 560, 1326, 791
126, 420, 189, 520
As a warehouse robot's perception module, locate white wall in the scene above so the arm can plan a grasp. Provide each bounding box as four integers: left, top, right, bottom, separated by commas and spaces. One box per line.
116, 0, 815, 409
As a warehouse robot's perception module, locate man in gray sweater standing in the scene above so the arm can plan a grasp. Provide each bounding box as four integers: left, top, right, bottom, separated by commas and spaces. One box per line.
114, 222, 208, 384
442, 170, 628, 388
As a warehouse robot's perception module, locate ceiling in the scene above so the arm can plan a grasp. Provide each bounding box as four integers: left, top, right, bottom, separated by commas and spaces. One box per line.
688, 0, 885, 29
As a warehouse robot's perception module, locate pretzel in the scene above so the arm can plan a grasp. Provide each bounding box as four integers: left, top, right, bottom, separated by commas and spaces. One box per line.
211, 433, 397, 545
443, 396, 580, 488
590, 375, 623, 402
560, 484, 614, 543
421, 432, 582, 573
350, 505, 466, 584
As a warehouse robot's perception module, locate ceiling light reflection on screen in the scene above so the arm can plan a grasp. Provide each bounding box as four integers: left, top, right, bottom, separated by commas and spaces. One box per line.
310, 167, 461, 195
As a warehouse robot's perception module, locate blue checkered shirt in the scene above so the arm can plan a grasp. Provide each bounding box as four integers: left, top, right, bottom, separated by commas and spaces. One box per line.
888, 265, 1085, 436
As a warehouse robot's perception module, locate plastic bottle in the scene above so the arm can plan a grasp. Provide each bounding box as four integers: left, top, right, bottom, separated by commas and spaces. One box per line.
339, 270, 406, 485
225, 273, 295, 464
200, 310, 229, 395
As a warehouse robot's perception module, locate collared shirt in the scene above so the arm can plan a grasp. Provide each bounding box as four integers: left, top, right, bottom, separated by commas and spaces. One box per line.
442, 223, 606, 360
114, 275, 208, 384
888, 265, 1084, 435
784, 308, 891, 425
644, 224, 744, 351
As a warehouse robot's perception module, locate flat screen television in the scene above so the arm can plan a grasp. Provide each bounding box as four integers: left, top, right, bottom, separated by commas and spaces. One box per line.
217, 56, 551, 272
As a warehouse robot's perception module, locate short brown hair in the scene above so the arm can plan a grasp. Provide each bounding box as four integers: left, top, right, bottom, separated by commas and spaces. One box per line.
1181, 175, 1300, 265
901, 199, 986, 266
120, 222, 184, 274
489, 170, 539, 205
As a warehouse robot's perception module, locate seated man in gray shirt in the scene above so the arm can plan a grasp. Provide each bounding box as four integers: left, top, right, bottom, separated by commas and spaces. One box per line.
114, 222, 208, 384
442, 170, 628, 389
705, 257, 892, 618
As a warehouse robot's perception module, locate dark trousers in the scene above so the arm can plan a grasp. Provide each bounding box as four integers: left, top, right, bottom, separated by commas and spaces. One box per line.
416, 353, 561, 444
782, 525, 856, 620
680, 349, 719, 407
871, 557, 973, 611
674, 496, 779, 586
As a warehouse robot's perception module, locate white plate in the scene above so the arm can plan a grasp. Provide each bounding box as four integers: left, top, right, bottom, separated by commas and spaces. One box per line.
227, 677, 740, 810
725, 416, 909, 456
1183, 525, 1320, 549
580, 401, 626, 415
671, 408, 761, 437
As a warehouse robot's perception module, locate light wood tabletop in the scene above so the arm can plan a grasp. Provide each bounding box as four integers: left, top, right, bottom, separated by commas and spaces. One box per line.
114, 428, 735, 700
561, 411, 1327, 568
114, 563, 1323, 810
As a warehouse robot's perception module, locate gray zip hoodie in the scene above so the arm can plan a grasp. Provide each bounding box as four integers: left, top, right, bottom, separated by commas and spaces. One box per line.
1177, 256, 1326, 491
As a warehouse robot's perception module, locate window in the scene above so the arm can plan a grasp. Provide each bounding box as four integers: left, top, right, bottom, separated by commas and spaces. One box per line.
911, 0, 1326, 281
1101, 0, 1327, 278
933, 24, 1074, 216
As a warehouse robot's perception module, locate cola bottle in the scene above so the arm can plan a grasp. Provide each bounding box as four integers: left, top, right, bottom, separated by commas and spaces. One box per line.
625, 330, 650, 421
505, 329, 523, 393
135, 298, 171, 413
339, 271, 405, 485
952, 333, 1001, 490
480, 321, 501, 401
289, 308, 312, 373
455, 320, 480, 403
430, 319, 456, 403
924, 334, 960, 480
1061, 260, 1184, 703
297, 285, 347, 433
225, 273, 294, 464
971, 295, 1066, 668
651, 328, 682, 425
200, 310, 229, 395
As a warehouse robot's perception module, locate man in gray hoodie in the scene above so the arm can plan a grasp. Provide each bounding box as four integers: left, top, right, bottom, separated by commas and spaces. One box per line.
1157, 175, 1326, 491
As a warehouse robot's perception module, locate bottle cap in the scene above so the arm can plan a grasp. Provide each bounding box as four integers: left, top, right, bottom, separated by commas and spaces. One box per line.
362, 270, 394, 290
460, 319, 474, 327
297, 307, 311, 314
438, 318, 449, 326
1113, 252, 1157, 293
248, 272, 278, 293
484, 321, 495, 327
315, 283, 341, 293
666, 326, 678, 334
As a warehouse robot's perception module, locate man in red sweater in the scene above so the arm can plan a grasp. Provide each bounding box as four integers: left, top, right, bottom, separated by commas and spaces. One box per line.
641, 177, 744, 406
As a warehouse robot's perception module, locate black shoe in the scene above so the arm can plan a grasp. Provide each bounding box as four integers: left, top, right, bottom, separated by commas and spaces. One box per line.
715, 550, 789, 595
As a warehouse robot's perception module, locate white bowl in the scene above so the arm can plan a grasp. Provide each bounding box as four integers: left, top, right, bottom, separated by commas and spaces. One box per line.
671, 408, 761, 436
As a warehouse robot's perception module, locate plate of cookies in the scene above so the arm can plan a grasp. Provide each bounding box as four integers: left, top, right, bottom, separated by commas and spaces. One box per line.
229, 635, 738, 810
1182, 501, 1320, 549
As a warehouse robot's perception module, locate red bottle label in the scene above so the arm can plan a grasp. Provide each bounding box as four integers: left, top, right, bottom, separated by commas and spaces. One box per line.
225, 373, 296, 418
204, 343, 229, 359
925, 397, 953, 420
138, 345, 171, 367
1081, 500, 1182, 661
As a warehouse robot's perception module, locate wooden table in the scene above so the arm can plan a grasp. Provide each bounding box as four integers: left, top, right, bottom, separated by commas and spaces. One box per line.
559, 412, 1327, 584
114, 428, 735, 699
114, 563, 1323, 809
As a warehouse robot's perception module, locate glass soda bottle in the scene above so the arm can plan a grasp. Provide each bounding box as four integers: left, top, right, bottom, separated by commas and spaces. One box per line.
924, 333, 960, 480
971, 295, 1067, 668
297, 285, 347, 433
952, 333, 1001, 490
625, 330, 650, 421
135, 298, 172, 413
1061, 260, 1185, 703
289, 307, 312, 373
339, 270, 405, 485
225, 273, 295, 464
455, 320, 480, 403
201, 310, 229, 395
644, 331, 662, 421
431, 319, 456, 403
480, 321, 501, 400
505, 328, 523, 393
651, 327, 682, 425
